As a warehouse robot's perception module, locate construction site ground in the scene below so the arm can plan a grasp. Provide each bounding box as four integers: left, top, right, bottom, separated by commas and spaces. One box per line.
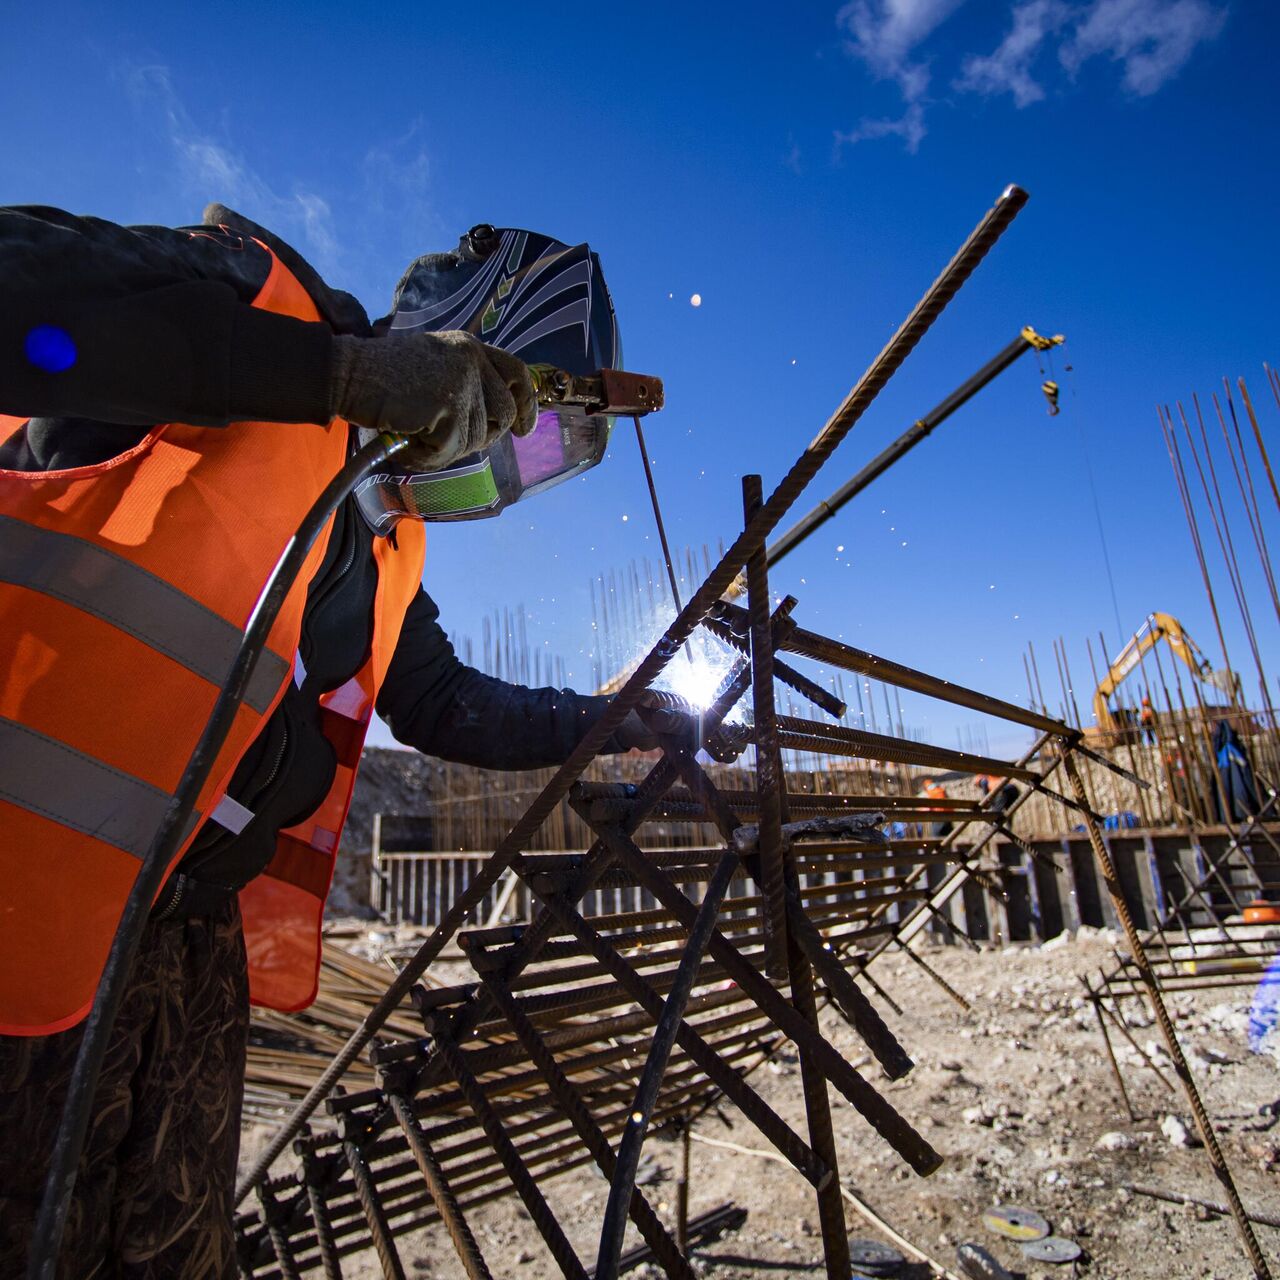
238, 929, 1280, 1280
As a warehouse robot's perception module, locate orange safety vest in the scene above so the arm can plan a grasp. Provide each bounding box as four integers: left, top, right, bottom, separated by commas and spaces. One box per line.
0, 247, 425, 1034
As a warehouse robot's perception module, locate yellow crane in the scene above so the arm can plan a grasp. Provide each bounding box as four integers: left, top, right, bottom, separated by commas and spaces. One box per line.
1091, 611, 1239, 738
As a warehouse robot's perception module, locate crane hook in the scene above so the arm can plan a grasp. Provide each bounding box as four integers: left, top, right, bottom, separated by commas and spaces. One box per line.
1041, 379, 1060, 416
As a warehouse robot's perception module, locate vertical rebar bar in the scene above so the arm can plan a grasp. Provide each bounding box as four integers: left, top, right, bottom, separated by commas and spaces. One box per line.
387, 1090, 492, 1280
744, 474, 791, 980
341, 1128, 407, 1280
1243, 373, 1280, 513
1063, 750, 1272, 1279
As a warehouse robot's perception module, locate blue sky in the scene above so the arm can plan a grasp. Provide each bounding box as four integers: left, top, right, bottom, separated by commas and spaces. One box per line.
4, 1, 1276, 754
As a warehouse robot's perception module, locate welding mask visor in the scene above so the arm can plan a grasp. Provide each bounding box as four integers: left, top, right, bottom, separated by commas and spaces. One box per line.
354, 404, 611, 526
355, 227, 621, 527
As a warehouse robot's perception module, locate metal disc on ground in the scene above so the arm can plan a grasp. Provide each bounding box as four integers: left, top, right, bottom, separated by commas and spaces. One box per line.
1022, 1235, 1082, 1263
848, 1238, 905, 1274
981, 1204, 1051, 1241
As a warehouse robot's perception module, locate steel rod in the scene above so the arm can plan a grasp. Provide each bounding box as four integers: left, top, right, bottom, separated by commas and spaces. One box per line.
761, 330, 1048, 574
594, 849, 740, 1279
297, 1138, 345, 1280
386, 1091, 492, 1280
341, 1127, 408, 1280
784, 893, 913, 1079
1063, 750, 1272, 1279
768, 617, 1066, 735
431, 1032, 589, 1280
477, 964, 696, 1280
744, 474, 792, 979
1125, 1184, 1280, 1231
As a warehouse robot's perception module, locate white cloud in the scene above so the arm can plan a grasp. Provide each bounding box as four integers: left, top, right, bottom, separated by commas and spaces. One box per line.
835, 102, 928, 154
835, 0, 1228, 152
123, 64, 342, 275
837, 0, 969, 99
839, 0, 967, 94
1061, 0, 1227, 96
955, 0, 1073, 107
835, 0, 966, 151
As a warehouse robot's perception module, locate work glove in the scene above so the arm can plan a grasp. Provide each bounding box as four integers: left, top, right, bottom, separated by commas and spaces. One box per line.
329, 330, 538, 469
611, 706, 696, 754
610, 704, 748, 763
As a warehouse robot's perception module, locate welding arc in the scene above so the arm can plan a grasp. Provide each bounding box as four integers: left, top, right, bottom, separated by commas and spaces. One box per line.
26, 434, 411, 1280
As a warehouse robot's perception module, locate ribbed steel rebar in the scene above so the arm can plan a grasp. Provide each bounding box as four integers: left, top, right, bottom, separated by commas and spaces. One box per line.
341, 1128, 407, 1280
594, 849, 741, 1278
1063, 751, 1272, 1279
744, 474, 793, 979
432, 1032, 588, 1280
386, 1091, 492, 1280
476, 966, 696, 1280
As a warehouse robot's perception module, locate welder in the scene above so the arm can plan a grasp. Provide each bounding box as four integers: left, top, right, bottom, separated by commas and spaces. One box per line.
0, 204, 685, 1279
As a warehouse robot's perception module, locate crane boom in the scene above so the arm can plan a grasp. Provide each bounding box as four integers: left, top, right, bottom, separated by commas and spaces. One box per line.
1092, 611, 1239, 733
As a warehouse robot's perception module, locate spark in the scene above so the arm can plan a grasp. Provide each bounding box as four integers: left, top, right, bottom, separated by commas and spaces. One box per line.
690, 293, 702, 307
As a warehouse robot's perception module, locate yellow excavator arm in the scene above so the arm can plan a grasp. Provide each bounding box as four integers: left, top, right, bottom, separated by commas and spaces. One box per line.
1092, 612, 1236, 732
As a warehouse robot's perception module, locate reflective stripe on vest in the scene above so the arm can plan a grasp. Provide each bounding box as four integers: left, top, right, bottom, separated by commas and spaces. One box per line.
0, 717, 201, 857
0, 514, 289, 714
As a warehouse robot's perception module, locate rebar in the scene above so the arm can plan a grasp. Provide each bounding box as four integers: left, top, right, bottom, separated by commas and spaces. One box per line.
1062, 750, 1272, 1279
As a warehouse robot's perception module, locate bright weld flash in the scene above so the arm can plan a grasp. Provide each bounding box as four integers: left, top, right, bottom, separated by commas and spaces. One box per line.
662, 651, 734, 711
646, 622, 741, 719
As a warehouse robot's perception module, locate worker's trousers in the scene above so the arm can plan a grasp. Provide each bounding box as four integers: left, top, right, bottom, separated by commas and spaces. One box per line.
0, 898, 249, 1280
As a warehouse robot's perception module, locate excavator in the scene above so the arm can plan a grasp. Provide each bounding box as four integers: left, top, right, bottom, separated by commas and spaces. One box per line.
1089, 611, 1241, 742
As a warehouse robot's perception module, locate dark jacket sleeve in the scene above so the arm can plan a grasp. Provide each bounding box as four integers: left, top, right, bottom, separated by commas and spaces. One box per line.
377, 587, 619, 770
0, 205, 336, 431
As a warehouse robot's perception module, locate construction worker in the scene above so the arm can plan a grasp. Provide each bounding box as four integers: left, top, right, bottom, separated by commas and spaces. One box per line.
0, 205, 690, 1279
976, 773, 1019, 814
919, 777, 953, 838
1139, 694, 1157, 745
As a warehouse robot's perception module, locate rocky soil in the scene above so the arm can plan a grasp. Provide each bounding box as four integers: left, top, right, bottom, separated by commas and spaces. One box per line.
241, 930, 1280, 1279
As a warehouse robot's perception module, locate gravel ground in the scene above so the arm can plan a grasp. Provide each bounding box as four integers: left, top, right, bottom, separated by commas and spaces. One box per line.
241, 931, 1280, 1279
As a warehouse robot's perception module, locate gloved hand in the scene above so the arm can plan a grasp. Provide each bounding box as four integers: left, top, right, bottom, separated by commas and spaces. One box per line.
610, 707, 696, 754
329, 330, 538, 469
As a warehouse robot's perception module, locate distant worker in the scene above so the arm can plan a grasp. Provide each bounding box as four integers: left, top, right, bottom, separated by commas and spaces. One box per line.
1139, 695, 1157, 745
976, 773, 1019, 815
920, 777, 953, 838
0, 206, 694, 1278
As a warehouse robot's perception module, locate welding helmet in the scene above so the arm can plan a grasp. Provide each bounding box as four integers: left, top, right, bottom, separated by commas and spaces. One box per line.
355, 225, 621, 528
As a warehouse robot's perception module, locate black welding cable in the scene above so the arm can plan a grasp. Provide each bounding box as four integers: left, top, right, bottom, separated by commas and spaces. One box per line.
632, 414, 683, 611
25, 431, 409, 1280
